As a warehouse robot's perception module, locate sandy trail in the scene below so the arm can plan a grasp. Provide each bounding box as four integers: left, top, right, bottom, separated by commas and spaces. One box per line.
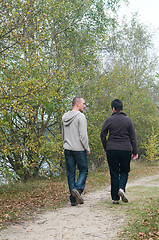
1, 174, 159, 240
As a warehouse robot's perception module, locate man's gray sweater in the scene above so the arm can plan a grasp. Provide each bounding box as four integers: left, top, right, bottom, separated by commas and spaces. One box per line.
62, 111, 90, 153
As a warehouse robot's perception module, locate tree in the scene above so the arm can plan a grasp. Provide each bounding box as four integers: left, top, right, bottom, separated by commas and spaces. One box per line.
81, 14, 159, 166
0, 0, 123, 181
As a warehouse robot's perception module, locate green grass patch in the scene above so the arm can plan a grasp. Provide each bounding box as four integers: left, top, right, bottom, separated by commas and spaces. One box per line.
99, 175, 159, 239
118, 185, 159, 240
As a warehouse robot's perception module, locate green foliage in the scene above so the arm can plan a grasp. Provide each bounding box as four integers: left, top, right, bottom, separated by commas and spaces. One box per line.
0, 0, 122, 180
1, 1, 158, 180
143, 130, 159, 162
82, 14, 159, 166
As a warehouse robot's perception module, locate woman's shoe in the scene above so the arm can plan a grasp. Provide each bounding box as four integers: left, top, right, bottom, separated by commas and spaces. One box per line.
71, 201, 78, 206
118, 189, 128, 203
112, 200, 119, 204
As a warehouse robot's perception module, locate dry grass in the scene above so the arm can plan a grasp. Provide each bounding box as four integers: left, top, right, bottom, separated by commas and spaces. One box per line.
0, 160, 159, 230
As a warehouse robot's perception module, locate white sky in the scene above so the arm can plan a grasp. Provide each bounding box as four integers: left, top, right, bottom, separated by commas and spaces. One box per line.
118, 0, 159, 49
128, 0, 159, 25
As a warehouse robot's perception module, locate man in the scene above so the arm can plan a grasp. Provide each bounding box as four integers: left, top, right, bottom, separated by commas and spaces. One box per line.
62, 97, 90, 206
100, 99, 138, 204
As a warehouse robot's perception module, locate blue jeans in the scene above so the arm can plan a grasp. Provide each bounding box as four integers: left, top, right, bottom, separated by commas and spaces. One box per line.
106, 150, 131, 201
64, 149, 88, 203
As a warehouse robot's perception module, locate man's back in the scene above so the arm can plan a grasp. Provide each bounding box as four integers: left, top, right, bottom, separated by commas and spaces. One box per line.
62, 110, 90, 152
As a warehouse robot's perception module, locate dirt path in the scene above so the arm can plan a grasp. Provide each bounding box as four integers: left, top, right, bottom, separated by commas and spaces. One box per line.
1, 174, 159, 240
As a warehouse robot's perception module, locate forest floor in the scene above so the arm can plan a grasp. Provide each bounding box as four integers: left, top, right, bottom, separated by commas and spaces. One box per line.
1, 173, 159, 240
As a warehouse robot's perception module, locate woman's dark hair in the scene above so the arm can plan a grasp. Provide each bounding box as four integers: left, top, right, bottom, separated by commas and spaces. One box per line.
111, 99, 123, 111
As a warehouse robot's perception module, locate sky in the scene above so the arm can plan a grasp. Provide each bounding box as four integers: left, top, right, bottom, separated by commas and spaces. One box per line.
128, 0, 159, 25
118, 0, 159, 49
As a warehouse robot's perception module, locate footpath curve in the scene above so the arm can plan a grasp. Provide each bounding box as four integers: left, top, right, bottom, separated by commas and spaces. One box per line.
1, 174, 159, 240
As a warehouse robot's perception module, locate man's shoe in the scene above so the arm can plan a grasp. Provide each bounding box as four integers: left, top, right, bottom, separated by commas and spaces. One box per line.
112, 200, 119, 204
71, 189, 84, 204
71, 201, 78, 206
118, 189, 128, 203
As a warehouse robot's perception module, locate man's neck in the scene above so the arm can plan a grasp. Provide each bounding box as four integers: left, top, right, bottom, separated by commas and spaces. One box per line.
72, 107, 79, 111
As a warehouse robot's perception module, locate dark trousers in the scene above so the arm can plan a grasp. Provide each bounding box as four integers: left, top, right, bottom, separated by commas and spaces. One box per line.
106, 150, 131, 201
64, 149, 88, 203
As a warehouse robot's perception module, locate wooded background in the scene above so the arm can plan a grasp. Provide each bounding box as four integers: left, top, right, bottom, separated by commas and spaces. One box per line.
0, 0, 159, 182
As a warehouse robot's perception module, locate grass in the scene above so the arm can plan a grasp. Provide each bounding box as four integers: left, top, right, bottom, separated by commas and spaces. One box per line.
120, 161, 159, 239
118, 184, 159, 240
0, 160, 159, 233
97, 162, 159, 240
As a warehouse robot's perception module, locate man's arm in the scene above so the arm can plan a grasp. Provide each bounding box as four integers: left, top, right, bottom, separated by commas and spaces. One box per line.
78, 114, 90, 153
61, 121, 64, 141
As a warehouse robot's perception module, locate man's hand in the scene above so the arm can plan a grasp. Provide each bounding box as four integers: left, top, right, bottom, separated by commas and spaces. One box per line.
86, 151, 90, 156
132, 154, 138, 160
